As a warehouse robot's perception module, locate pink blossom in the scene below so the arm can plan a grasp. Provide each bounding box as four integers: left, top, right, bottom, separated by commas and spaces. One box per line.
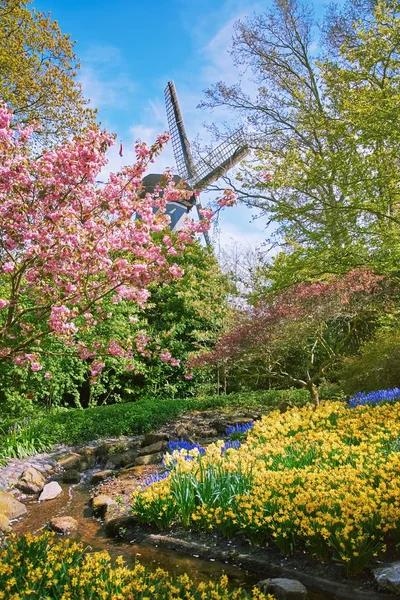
184, 372, 194, 380
160, 350, 172, 363
44, 372, 52, 379
170, 358, 180, 367
0, 298, 9, 309
2, 262, 14, 273
217, 189, 237, 207
169, 264, 184, 278
31, 362, 43, 372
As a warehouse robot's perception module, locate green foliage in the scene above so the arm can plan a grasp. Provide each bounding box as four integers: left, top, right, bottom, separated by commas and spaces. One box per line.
340, 328, 400, 394
0, 0, 96, 144
0, 390, 309, 460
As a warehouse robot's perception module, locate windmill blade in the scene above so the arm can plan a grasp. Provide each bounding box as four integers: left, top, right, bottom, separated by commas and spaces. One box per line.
192, 129, 249, 191
164, 81, 197, 182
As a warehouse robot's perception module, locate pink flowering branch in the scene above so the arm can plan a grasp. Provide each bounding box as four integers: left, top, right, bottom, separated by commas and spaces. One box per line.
0, 106, 212, 372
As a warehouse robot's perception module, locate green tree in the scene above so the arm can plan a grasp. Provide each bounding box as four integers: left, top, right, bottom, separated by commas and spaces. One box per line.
0, 0, 96, 143
202, 0, 400, 290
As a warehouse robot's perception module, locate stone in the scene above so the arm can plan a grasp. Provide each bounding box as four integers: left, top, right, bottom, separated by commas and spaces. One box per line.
104, 450, 137, 470
92, 495, 117, 518
257, 578, 307, 600
373, 561, 400, 595
141, 432, 169, 447
49, 516, 78, 534
16, 466, 46, 494
39, 481, 63, 501
57, 453, 82, 471
80, 448, 96, 467
104, 514, 136, 537
138, 441, 168, 456
0, 491, 27, 519
0, 513, 11, 533
176, 425, 195, 443
133, 452, 163, 466
60, 470, 81, 484
91, 470, 114, 485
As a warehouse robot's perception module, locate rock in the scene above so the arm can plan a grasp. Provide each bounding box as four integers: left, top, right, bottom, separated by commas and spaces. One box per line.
16, 466, 46, 494
231, 417, 254, 425
176, 425, 195, 443
57, 453, 83, 471
0, 513, 11, 533
138, 441, 168, 456
39, 481, 63, 501
0, 491, 27, 519
79, 448, 96, 467
277, 400, 293, 414
104, 450, 137, 470
104, 514, 136, 537
60, 470, 81, 484
92, 495, 117, 518
49, 516, 78, 534
142, 432, 169, 447
257, 578, 307, 600
210, 419, 231, 434
133, 452, 163, 466
373, 561, 400, 595
91, 470, 114, 485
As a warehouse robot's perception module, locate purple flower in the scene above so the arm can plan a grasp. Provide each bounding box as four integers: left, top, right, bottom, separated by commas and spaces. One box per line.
348, 388, 400, 407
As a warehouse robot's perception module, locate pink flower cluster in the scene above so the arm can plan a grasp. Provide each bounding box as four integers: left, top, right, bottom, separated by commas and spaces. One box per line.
0, 105, 215, 373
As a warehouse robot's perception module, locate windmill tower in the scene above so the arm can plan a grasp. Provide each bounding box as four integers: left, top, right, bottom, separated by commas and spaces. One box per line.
142, 81, 249, 244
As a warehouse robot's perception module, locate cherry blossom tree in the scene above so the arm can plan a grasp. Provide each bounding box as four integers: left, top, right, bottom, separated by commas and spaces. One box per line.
0, 105, 213, 377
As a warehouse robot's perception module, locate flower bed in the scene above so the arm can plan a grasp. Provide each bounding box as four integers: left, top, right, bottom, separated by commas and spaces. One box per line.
0, 532, 271, 600
132, 401, 400, 574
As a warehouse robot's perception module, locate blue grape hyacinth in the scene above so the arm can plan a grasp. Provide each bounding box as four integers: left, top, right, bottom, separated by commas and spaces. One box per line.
348, 387, 400, 407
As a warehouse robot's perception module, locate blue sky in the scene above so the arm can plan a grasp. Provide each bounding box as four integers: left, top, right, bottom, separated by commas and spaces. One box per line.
32, 0, 269, 252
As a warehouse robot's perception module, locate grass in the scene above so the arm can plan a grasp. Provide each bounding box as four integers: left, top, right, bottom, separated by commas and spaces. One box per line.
131, 401, 400, 575
0, 389, 310, 461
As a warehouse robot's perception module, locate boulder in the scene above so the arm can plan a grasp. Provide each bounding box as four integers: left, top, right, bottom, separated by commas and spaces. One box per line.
49, 516, 78, 534
0, 491, 27, 519
92, 495, 117, 518
60, 470, 81, 484
79, 448, 96, 467
257, 578, 307, 600
141, 432, 169, 447
138, 441, 168, 456
104, 450, 137, 470
57, 453, 82, 471
39, 481, 63, 501
104, 513, 136, 537
373, 561, 400, 595
91, 470, 114, 485
0, 513, 11, 533
16, 466, 46, 494
133, 452, 163, 466
176, 425, 195, 443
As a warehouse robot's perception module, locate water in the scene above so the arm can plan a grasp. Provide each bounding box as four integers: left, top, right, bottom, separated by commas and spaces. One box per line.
12, 480, 334, 599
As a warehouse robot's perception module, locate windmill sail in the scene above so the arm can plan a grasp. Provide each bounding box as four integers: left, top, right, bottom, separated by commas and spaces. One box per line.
191, 129, 248, 190
164, 82, 197, 181
164, 81, 249, 245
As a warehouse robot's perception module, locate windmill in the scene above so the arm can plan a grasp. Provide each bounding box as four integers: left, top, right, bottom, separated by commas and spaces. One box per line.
142, 81, 249, 244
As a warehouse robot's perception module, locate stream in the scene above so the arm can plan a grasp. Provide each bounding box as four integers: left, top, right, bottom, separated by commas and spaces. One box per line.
12, 478, 335, 599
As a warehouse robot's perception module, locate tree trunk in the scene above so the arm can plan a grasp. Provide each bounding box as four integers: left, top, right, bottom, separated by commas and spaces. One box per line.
306, 381, 320, 407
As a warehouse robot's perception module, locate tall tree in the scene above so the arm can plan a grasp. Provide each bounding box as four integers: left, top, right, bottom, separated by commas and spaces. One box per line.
202, 0, 400, 289
0, 0, 96, 144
